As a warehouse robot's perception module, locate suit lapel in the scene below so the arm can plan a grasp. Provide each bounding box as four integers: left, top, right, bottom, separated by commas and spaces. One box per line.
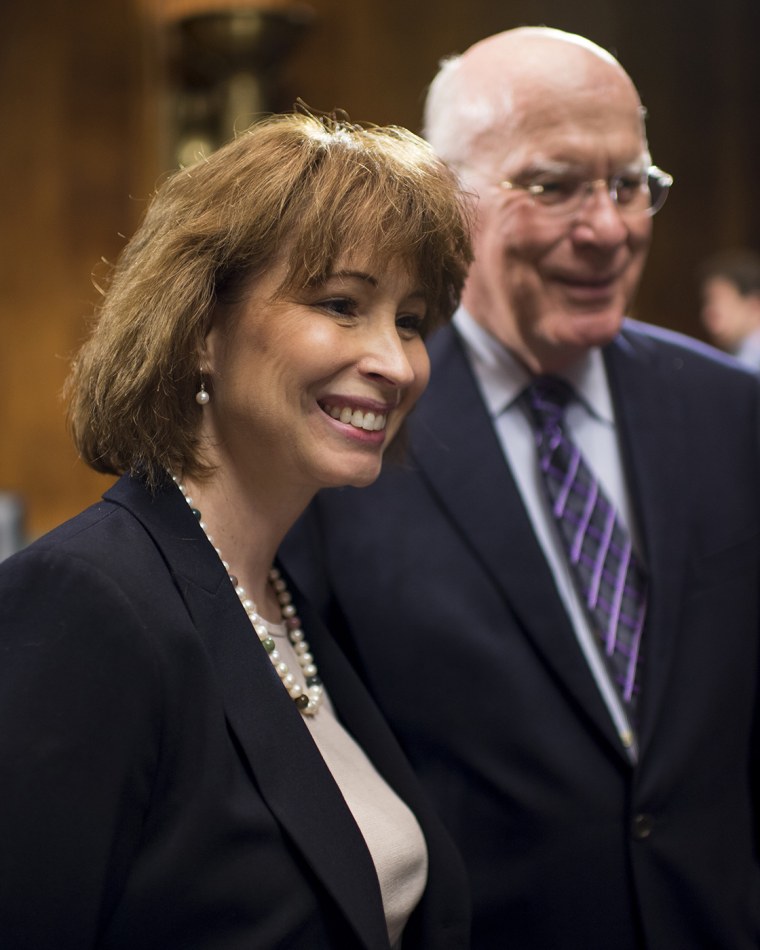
104, 476, 389, 950
604, 326, 690, 751
412, 327, 624, 755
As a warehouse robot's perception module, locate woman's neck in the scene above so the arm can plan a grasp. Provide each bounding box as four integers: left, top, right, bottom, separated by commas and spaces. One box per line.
179, 468, 309, 623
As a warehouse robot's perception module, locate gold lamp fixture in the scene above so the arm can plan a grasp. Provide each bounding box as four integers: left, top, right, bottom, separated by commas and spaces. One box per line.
159, 1, 315, 167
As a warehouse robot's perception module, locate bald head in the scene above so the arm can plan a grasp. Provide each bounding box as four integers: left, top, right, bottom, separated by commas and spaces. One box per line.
422, 26, 656, 374
424, 27, 646, 170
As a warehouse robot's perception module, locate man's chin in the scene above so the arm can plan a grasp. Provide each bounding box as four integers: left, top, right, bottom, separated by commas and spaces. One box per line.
561, 300, 625, 335
535, 309, 625, 371
577, 313, 625, 348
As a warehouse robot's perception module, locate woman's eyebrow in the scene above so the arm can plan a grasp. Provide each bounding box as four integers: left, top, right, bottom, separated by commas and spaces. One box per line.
327, 270, 378, 287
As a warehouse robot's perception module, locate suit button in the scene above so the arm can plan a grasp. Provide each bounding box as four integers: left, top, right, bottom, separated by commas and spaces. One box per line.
632, 813, 654, 839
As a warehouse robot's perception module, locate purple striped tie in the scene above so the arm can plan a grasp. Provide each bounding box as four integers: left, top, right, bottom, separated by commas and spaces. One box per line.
524, 376, 646, 716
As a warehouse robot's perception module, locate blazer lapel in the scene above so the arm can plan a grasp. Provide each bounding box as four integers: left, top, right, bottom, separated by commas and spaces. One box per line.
291, 585, 471, 946
105, 476, 390, 950
412, 327, 625, 756
604, 326, 690, 751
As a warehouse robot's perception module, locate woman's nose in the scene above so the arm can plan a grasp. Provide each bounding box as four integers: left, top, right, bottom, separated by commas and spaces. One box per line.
358, 324, 417, 388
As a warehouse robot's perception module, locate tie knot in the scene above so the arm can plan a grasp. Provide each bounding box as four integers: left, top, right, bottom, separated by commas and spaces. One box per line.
523, 376, 575, 432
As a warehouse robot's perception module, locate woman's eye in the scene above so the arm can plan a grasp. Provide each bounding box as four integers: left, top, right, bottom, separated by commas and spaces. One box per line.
318, 297, 357, 317
397, 313, 425, 336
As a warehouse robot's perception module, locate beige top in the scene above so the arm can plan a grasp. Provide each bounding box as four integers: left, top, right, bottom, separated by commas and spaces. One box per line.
261, 616, 428, 948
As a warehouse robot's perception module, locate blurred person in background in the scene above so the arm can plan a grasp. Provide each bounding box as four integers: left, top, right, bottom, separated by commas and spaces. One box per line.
699, 247, 760, 370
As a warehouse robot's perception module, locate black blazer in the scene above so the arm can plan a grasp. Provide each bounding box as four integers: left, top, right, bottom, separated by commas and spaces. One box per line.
283, 320, 760, 950
0, 474, 470, 949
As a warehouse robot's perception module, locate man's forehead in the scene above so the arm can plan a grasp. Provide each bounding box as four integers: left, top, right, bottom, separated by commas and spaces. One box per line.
473, 92, 647, 168
474, 130, 647, 178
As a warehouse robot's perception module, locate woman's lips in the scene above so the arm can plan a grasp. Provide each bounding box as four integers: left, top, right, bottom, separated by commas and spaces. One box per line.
319, 401, 388, 432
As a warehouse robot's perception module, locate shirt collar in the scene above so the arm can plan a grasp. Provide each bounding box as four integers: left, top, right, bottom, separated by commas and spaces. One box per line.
452, 306, 615, 424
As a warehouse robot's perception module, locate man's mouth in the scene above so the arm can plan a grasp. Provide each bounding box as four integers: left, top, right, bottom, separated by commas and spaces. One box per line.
320, 402, 388, 432
558, 273, 617, 288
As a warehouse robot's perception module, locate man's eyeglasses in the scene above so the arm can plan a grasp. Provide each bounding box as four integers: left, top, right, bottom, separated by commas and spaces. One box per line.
498, 166, 673, 218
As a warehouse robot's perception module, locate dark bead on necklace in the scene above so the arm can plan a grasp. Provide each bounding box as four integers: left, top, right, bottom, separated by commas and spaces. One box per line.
171, 475, 324, 717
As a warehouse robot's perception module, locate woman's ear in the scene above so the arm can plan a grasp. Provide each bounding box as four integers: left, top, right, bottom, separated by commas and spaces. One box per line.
199, 318, 220, 377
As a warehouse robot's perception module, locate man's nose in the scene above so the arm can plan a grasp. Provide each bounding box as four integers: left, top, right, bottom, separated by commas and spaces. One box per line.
572, 181, 629, 245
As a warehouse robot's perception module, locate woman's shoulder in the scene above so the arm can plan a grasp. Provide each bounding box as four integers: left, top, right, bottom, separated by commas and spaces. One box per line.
0, 493, 183, 662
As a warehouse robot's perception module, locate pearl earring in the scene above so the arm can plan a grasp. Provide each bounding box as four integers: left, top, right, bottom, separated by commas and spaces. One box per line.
195, 379, 210, 405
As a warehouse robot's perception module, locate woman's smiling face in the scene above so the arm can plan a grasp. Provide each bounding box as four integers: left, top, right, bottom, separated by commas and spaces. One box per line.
199, 255, 431, 500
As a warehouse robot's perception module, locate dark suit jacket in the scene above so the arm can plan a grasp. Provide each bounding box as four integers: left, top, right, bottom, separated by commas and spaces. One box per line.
282, 320, 760, 950
0, 474, 470, 949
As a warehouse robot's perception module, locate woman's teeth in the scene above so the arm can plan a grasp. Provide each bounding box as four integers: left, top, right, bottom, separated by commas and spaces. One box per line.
324, 404, 387, 431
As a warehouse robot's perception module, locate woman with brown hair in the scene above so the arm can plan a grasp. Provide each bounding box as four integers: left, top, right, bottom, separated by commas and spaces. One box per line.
0, 112, 472, 949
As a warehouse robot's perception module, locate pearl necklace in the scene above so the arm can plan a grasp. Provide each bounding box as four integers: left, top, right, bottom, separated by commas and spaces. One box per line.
172, 476, 324, 716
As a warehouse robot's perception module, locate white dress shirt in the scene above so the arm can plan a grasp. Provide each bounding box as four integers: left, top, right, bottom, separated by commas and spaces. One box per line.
453, 307, 643, 761
734, 328, 760, 372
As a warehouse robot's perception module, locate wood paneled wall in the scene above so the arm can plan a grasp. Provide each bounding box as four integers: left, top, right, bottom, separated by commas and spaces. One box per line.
2, 0, 758, 539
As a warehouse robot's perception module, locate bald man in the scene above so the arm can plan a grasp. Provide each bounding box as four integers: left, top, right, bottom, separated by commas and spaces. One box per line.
282, 28, 760, 949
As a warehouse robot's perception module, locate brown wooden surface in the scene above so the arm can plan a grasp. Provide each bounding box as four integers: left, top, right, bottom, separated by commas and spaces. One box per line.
2, 0, 758, 539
